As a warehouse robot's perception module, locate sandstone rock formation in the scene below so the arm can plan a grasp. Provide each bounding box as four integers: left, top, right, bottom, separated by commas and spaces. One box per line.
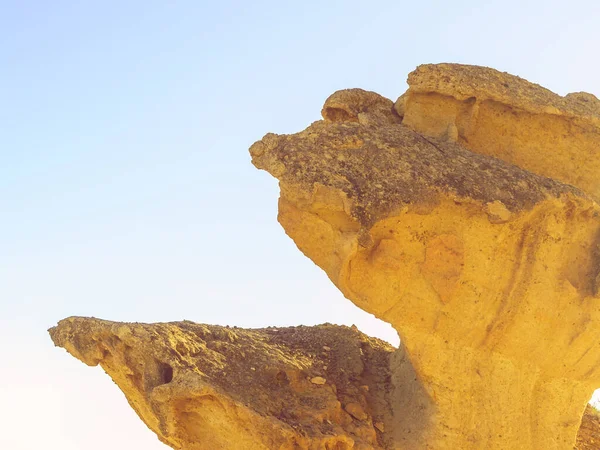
250, 64, 600, 449
397, 64, 600, 200
50, 317, 600, 450
51, 64, 600, 449
50, 317, 397, 449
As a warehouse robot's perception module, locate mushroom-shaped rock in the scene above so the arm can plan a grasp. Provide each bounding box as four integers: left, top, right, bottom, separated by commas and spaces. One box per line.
398, 63, 600, 200
49, 317, 396, 450
251, 85, 600, 449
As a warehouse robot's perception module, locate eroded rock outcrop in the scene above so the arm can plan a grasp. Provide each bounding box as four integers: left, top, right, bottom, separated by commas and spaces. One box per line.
250, 65, 600, 449
50, 317, 600, 449
50, 317, 397, 449
397, 64, 600, 200
51, 64, 600, 449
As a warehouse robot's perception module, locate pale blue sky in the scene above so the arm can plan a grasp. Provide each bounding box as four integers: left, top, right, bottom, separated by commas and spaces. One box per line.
1, 1, 599, 449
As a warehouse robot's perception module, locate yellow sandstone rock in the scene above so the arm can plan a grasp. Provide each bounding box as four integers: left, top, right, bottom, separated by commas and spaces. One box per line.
50, 64, 600, 450
397, 63, 600, 200
49, 316, 600, 449
251, 76, 600, 449
310, 376, 327, 385
49, 318, 393, 449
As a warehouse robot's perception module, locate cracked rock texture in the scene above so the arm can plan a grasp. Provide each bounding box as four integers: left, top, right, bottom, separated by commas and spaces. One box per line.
51, 64, 600, 450
251, 64, 600, 449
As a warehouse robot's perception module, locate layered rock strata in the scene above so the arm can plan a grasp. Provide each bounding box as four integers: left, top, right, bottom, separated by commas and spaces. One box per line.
250, 67, 600, 449
397, 64, 600, 200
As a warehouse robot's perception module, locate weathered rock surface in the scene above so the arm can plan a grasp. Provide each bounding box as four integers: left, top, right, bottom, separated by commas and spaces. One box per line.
50, 317, 397, 449
49, 317, 600, 449
397, 63, 600, 200
50, 64, 600, 450
576, 406, 600, 449
251, 66, 600, 449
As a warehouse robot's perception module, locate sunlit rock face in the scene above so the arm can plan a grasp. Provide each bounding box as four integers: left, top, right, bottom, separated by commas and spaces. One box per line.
49, 317, 600, 450
397, 63, 600, 201
51, 64, 600, 450
50, 318, 397, 450
251, 65, 600, 449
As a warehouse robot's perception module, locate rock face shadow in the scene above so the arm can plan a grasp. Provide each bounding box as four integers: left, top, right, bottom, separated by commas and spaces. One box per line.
388, 343, 435, 449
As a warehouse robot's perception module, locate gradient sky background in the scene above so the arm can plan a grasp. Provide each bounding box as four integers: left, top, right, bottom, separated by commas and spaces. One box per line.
2, 1, 600, 449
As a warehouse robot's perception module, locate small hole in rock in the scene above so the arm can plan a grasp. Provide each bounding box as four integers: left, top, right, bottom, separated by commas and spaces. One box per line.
159, 362, 174, 384
275, 370, 289, 386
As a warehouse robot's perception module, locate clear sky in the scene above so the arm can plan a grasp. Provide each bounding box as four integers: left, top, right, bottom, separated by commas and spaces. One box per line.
1, 1, 599, 449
